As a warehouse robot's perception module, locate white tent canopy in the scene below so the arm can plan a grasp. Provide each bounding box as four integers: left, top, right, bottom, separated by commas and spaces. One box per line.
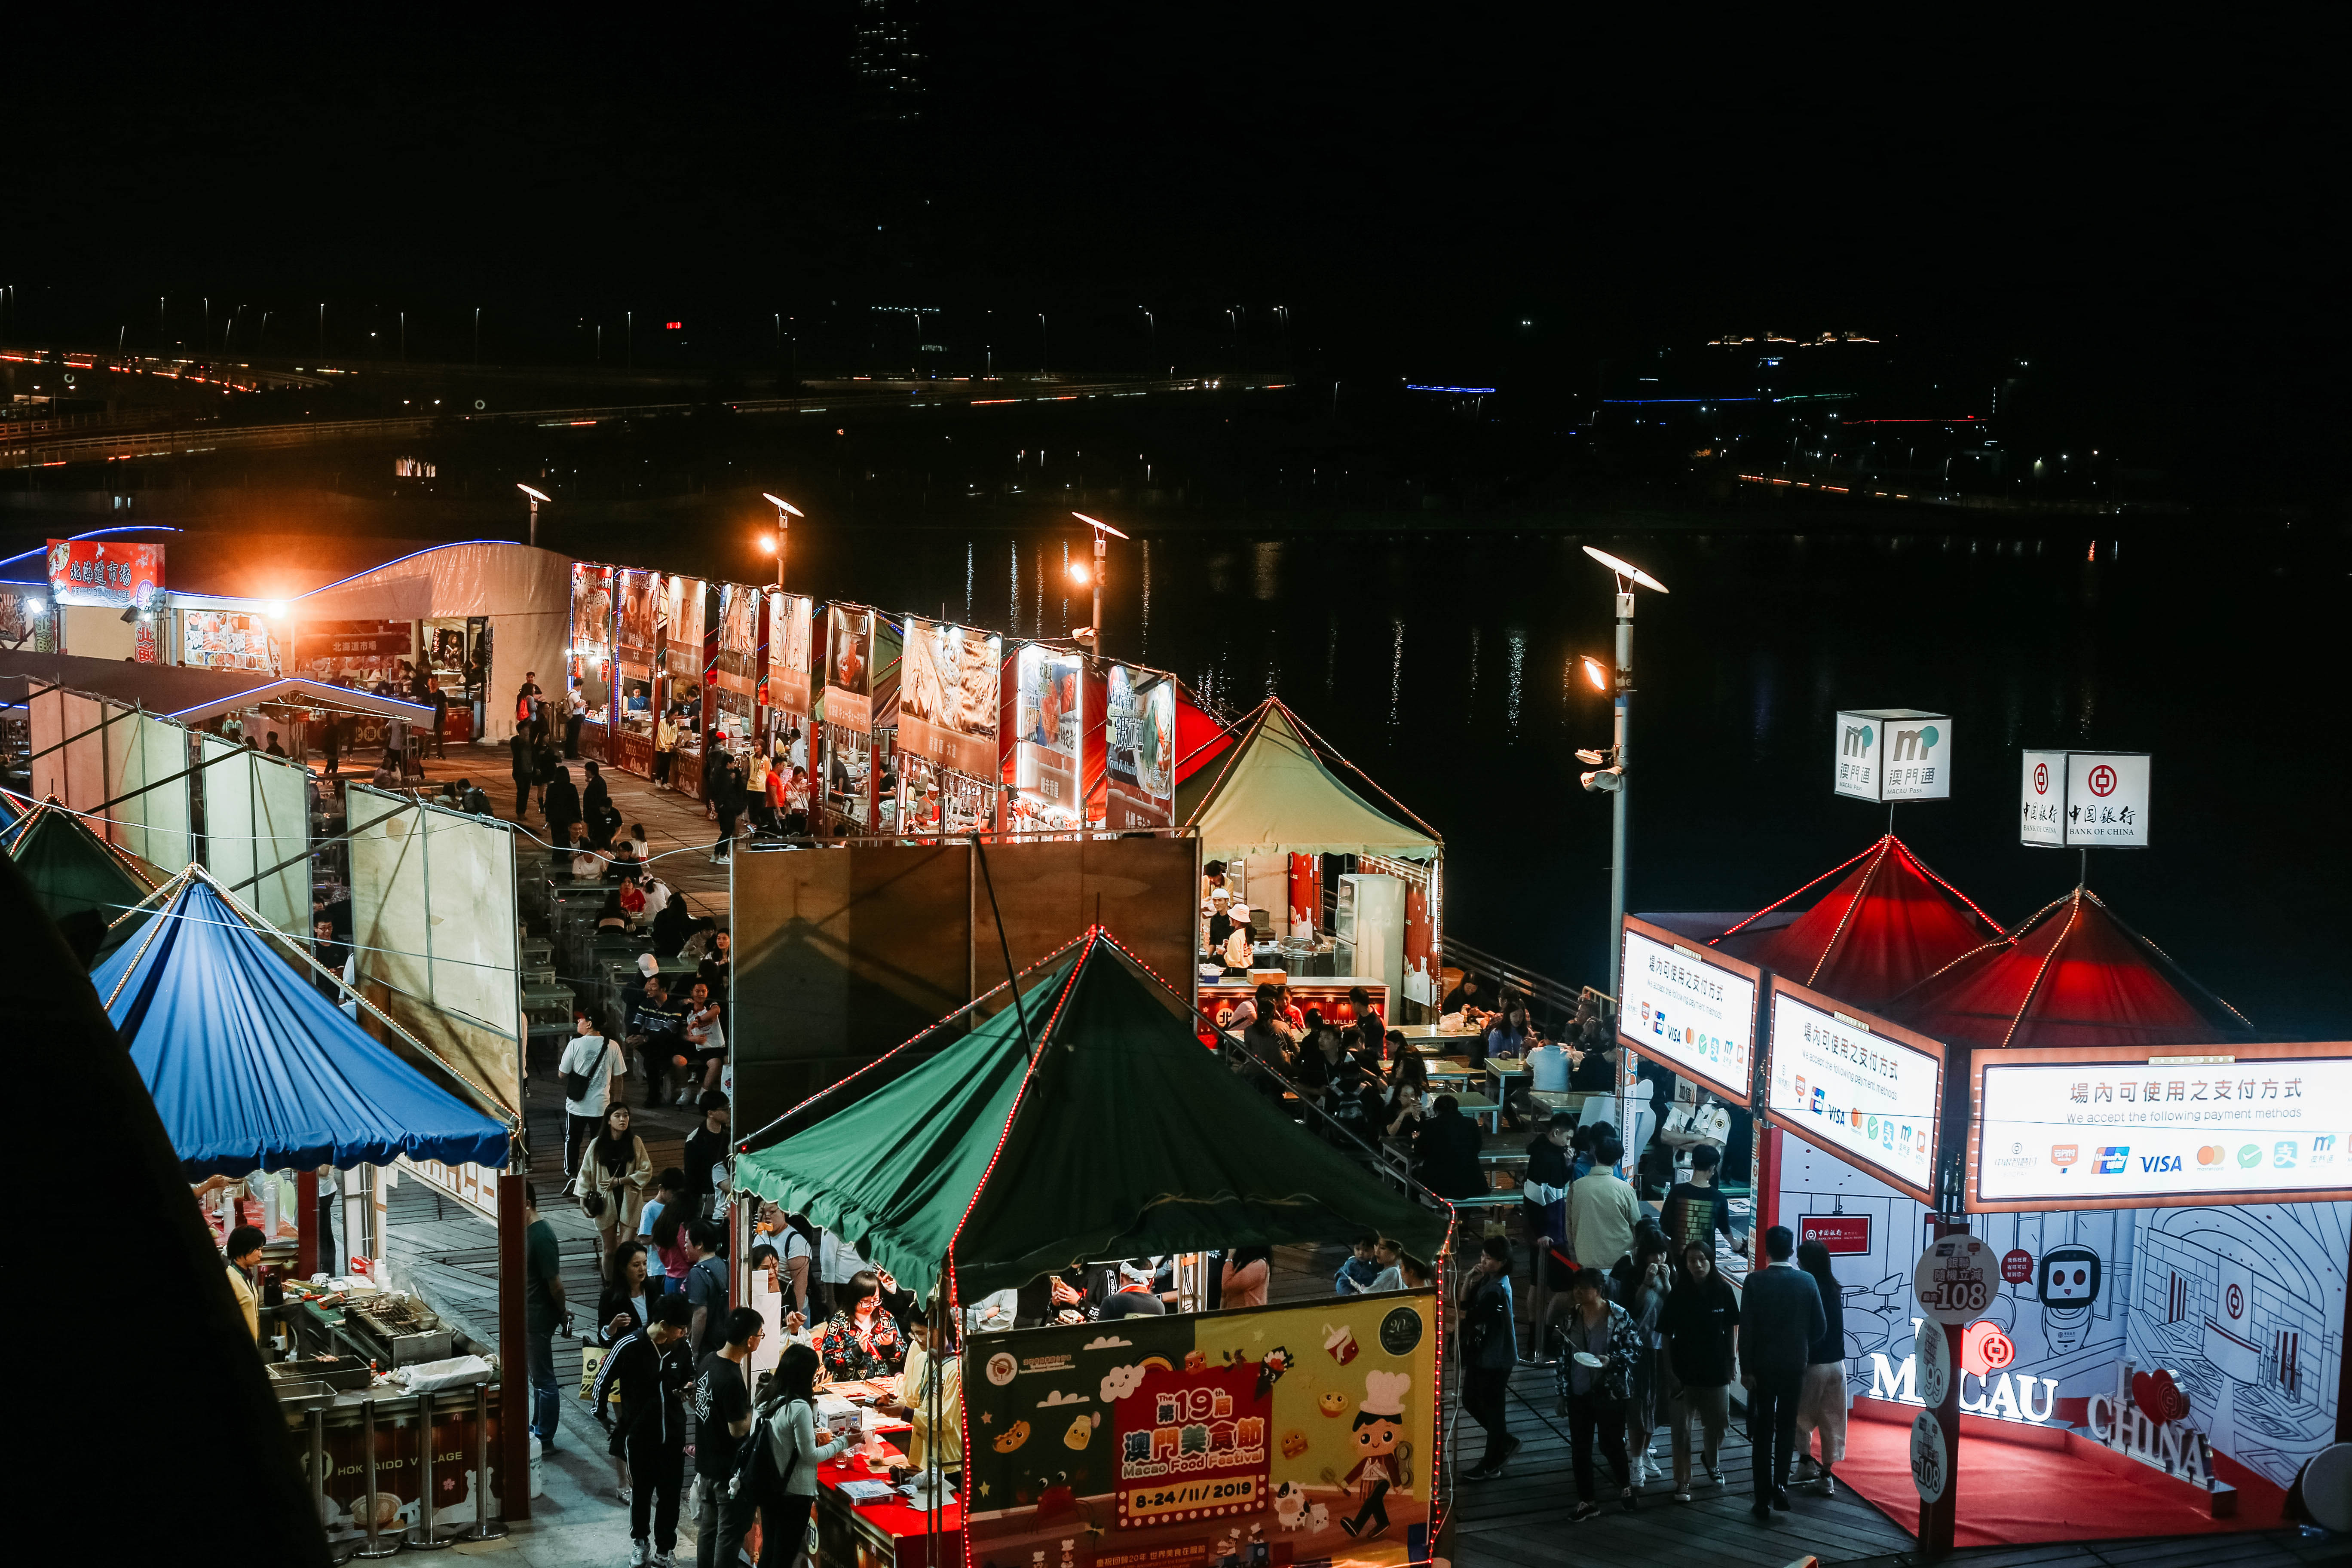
293, 542, 570, 743
1177, 697, 1440, 864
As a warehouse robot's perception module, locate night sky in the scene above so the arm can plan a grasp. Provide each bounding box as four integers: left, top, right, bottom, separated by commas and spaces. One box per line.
6, 15, 2338, 497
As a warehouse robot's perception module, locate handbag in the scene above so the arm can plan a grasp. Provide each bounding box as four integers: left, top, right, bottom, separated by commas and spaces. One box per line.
580, 1184, 608, 1220
579, 1343, 606, 1399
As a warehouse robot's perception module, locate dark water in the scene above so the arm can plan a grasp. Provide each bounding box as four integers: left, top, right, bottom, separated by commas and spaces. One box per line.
781, 518, 2347, 1037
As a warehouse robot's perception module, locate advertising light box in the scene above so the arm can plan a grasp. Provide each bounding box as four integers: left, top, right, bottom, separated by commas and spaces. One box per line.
1765, 977, 1945, 1204
1834, 708, 1951, 803
1617, 916, 1761, 1106
1967, 1042, 2352, 1212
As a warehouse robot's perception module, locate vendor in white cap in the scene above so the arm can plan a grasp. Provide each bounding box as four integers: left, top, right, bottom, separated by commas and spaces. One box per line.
1220, 904, 1255, 972
1097, 1260, 1168, 1320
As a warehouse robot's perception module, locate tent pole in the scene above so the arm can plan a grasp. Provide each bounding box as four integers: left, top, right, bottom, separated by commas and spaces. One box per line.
970, 834, 1035, 1063
496, 1166, 532, 1520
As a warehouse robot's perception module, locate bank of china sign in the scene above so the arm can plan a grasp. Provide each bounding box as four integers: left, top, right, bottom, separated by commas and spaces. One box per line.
2020, 749, 2150, 848
1834, 709, 1951, 802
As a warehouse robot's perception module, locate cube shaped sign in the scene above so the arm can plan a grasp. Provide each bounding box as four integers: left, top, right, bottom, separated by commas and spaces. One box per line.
2019, 750, 2150, 848
1834, 709, 1951, 802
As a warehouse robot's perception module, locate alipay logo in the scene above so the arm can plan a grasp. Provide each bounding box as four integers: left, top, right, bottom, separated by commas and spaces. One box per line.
2274, 1141, 2299, 1170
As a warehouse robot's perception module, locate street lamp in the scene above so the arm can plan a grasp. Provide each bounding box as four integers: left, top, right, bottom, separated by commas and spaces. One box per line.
518, 484, 550, 547
1576, 544, 1667, 1161
1069, 512, 1128, 653
760, 492, 802, 590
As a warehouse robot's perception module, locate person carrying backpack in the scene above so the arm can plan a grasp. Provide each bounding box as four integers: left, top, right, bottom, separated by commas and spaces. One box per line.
717, 1341, 849, 1568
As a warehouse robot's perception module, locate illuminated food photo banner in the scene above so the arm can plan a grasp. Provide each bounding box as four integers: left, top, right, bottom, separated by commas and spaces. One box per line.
766, 591, 813, 715
1967, 1042, 2352, 1212
48, 538, 164, 608
1008, 643, 1083, 827
1765, 977, 1944, 1204
824, 604, 875, 734
1617, 916, 1761, 1105
963, 1291, 1438, 1568
1104, 665, 1176, 829
900, 616, 1001, 778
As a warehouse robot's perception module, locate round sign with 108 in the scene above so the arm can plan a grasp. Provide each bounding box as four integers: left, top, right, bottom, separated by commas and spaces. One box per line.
1910, 1409, 1948, 1502
1914, 1236, 1995, 1327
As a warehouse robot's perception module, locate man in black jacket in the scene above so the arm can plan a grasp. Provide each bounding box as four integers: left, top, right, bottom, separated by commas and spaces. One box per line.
1739, 1225, 1826, 1519
544, 764, 582, 855
1458, 1235, 1519, 1479
592, 1292, 694, 1563
509, 730, 535, 818
1410, 1094, 1484, 1199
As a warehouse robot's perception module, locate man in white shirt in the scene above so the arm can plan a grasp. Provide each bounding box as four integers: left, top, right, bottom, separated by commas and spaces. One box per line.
1527, 1035, 1571, 1094
559, 1013, 627, 1186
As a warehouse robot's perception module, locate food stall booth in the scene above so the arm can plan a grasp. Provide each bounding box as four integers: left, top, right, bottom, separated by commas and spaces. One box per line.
662, 572, 713, 800
711, 580, 763, 779
815, 602, 900, 833
569, 562, 618, 761
732, 926, 1452, 1568
612, 567, 661, 777
896, 613, 1001, 837
762, 589, 816, 773
92, 867, 520, 1552
1001, 640, 1084, 834
1177, 697, 1442, 1029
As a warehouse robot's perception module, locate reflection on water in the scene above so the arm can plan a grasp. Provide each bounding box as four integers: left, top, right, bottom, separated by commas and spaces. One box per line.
802, 520, 2342, 1034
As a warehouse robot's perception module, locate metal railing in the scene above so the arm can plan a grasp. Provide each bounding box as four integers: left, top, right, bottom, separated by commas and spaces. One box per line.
1436, 931, 1611, 1035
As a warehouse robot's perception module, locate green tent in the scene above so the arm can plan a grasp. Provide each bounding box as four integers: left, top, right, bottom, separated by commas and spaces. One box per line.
733, 928, 1448, 1301
6, 801, 165, 932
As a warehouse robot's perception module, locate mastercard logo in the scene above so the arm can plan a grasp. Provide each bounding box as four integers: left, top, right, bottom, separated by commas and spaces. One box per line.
2197, 1145, 2227, 1167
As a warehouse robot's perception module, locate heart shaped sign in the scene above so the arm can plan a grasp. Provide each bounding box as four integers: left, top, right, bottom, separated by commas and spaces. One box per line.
1960, 1320, 2015, 1379
2132, 1368, 2191, 1424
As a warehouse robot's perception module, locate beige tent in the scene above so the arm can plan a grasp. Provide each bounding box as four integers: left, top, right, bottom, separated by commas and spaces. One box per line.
1176, 696, 1440, 864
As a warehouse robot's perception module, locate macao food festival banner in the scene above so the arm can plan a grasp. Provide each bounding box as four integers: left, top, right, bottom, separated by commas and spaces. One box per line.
964, 1291, 1439, 1568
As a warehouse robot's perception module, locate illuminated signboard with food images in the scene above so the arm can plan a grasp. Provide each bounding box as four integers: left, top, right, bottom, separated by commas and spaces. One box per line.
1009, 643, 1083, 828
1765, 976, 1945, 1205
1104, 664, 1177, 829
963, 1292, 1438, 1568
900, 616, 1001, 778
1966, 1041, 2352, 1212
1617, 916, 1761, 1106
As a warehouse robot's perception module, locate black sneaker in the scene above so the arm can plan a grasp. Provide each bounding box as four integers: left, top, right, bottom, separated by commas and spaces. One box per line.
1498, 1434, 1522, 1470
1749, 1502, 1771, 1522
1570, 1502, 1600, 1522
1620, 1486, 1637, 1512
1462, 1463, 1499, 1484
1771, 1485, 1792, 1511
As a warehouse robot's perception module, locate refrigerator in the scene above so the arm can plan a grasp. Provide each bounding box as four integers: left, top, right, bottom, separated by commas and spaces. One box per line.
1335, 873, 1406, 994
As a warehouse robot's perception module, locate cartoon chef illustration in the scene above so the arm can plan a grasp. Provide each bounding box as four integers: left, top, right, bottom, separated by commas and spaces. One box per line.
1340, 1371, 1411, 1540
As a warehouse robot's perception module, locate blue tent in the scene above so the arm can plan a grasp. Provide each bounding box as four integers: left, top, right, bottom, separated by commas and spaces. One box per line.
92, 875, 511, 1180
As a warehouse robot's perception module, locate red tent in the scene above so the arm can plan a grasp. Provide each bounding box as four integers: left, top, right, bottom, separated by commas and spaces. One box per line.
1173, 692, 1236, 785
1711, 835, 2006, 1009
1887, 886, 2254, 1050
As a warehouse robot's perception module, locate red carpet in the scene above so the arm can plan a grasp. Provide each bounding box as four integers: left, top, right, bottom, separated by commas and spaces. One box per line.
1835, 1406, 2284, 1548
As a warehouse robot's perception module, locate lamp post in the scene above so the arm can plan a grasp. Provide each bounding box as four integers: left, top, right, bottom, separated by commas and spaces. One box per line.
518, 484, 549, 547
760, 493, 802, 590
1069, 512, 1128, 656
1577, 545, 1668, 1170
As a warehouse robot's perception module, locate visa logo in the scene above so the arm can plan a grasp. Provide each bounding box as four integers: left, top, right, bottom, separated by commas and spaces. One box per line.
2138, 1154, 2181, 1174
2097, 1146, 2130, 1174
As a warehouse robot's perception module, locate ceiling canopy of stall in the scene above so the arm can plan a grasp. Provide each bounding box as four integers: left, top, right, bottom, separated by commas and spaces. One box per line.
734, 927, 1447, 1300
1886, 885, 2254, 1050
1711, 834, 2006, 1010
1176, 696, 1439, 864
91, 870, 511, 1179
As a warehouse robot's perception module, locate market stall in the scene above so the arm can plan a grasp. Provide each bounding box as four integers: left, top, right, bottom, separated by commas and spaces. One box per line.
662, 572, 712, 799
735, 925, 1451, 1568
612, 567, 660, 775
1176, 698, 1443, 1013
896, 614, 1001, 836
3, 793, 165, 934
1736, 876, 2333, 1550
816, 602, 899, 832
92, 866, 522, 1547
569, 562, 618, 760
286, 541, 569, 745
761, 588, 816, 771
1002, 639, 1084, 832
